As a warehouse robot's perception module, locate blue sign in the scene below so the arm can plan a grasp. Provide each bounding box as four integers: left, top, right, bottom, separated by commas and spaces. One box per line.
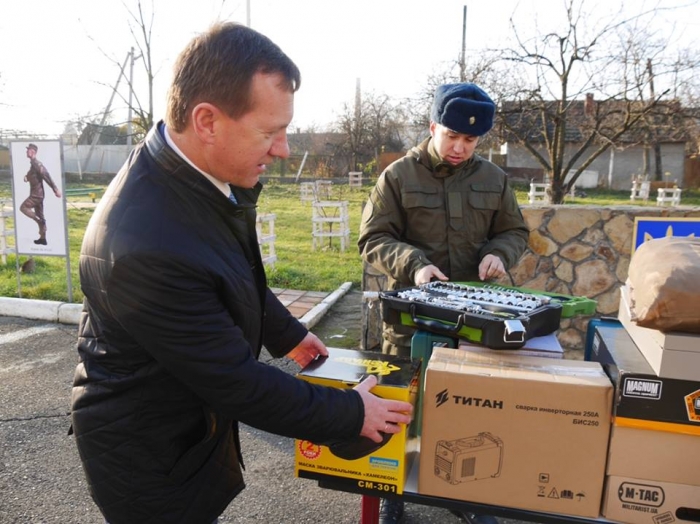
632, 217, 700, 254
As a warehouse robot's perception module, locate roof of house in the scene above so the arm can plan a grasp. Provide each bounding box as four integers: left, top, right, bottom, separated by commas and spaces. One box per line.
498, 96, 693, 145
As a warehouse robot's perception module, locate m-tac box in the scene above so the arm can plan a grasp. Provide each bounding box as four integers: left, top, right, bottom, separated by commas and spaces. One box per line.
294, 347, 420, 495
603, 475, 700, 524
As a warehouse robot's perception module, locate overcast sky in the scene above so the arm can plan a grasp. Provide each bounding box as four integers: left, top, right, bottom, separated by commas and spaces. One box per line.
1, 0, 698, 137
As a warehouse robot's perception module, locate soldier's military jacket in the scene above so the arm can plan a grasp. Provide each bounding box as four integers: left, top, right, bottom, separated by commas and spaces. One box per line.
25, 158, 58, 199
359, 138, 529, 291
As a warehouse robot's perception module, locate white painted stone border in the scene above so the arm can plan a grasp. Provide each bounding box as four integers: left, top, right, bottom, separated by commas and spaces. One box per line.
0, 281, 353, 328
0, 297, 82, 324
299, 281, 353, 330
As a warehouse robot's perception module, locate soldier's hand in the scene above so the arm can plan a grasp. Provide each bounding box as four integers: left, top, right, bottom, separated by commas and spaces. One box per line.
414, 265, 447, 285
479, 254, 506, 280
54, 189, 62, 198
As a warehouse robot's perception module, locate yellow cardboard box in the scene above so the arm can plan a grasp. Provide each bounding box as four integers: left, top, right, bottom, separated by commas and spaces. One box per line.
294, 347, 420, 495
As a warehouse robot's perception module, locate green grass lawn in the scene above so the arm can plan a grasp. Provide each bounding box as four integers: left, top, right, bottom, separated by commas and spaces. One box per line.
0, 181, 373, 302
256, 182, 371, 291
0, 179, 698, 303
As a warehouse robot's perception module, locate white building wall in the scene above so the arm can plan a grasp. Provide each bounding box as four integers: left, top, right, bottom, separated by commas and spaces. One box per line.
62, 144, 132, 174
506, 142, 686, 190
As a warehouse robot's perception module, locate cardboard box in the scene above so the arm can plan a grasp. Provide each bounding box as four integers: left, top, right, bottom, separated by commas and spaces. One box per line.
294, 347, 420, 495
459, 333, 564, 359
619, 284, 700, 381
603, 475, 700, 524
589, 324, 700, 486
607, 426, 700, 486
419, 348, 613, 518
589, 324, 700, 429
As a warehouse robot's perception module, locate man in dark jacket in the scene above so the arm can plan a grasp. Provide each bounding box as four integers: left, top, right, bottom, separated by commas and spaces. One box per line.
21, 143, 61, 245
358, 83, 529, 524
71, 23, 412, 524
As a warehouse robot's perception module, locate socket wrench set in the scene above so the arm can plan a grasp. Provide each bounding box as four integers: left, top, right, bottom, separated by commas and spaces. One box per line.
379, 281, 596, 349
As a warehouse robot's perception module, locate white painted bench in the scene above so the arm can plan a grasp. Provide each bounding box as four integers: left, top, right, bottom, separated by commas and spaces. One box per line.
656, 187, 682, 207
300, 182, 316, 204
630, 180, 650, 202
348, 171, 363, 188
528, 182, 551, 204
256, 213, 277, 267
0, 201, 16, 264
312, 200, 350, 252
315, 180, 333, 201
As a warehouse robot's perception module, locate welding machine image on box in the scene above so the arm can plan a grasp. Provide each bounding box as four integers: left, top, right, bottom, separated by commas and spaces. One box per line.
434, 432, 503, 485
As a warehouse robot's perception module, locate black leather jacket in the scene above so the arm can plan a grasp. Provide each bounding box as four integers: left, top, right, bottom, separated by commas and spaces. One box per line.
71, 123, 364, 524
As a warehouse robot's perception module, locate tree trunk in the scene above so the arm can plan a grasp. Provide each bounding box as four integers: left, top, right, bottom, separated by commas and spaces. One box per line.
551, 176, 566, 204
654, 144, 663, 181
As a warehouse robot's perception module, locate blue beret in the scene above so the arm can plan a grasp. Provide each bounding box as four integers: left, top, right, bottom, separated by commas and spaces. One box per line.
430, 83, 495, 136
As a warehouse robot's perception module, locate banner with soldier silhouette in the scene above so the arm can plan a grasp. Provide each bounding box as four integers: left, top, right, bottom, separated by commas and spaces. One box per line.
10, 140, 67, 256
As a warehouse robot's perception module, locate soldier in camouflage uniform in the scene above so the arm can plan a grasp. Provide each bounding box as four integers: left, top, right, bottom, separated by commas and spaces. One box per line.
359, 83, 529, 524
21, 143, 61, 245
359, 83, 529, 357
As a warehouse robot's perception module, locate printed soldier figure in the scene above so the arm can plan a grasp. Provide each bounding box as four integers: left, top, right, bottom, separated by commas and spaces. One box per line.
21, 143, 61, 245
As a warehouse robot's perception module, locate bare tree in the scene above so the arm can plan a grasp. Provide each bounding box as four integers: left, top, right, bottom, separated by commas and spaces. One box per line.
86, 0, 156, 145
409, 51, 525, 153
119, 0, 155, 142
495, 0, 698, 203
333, 91, 406, 175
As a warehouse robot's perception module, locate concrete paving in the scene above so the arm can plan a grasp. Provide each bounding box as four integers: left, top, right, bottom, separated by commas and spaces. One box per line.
0, 287, 482, 524
0, 284, 534, 524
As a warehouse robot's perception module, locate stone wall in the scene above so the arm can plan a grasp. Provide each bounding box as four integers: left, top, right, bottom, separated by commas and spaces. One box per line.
510, 204, 700, 348
362, 204, 700, 351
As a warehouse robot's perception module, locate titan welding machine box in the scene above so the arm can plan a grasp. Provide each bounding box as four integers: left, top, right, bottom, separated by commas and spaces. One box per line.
589, 324, 700, 486
603, 476, 700, 524
294, 347, 420, 495
419, 348, 613, 518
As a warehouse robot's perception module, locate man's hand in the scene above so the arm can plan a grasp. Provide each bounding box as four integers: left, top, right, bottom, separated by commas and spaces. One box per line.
414, 264, 448, 285
354, 375, 413, 443
285, 332, 329, 368
54, 188, 62, 198
478, 254, 506, 281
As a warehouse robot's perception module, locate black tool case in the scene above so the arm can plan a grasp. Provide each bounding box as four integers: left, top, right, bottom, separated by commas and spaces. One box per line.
379, 281, 593, 349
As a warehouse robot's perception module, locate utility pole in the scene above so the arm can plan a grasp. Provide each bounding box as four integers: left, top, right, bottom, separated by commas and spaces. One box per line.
246, 0, 251, 27
460, 5, 467, 82
127, 47, 138, 148
646, 59, 663, 180
354, 78, 361, 171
